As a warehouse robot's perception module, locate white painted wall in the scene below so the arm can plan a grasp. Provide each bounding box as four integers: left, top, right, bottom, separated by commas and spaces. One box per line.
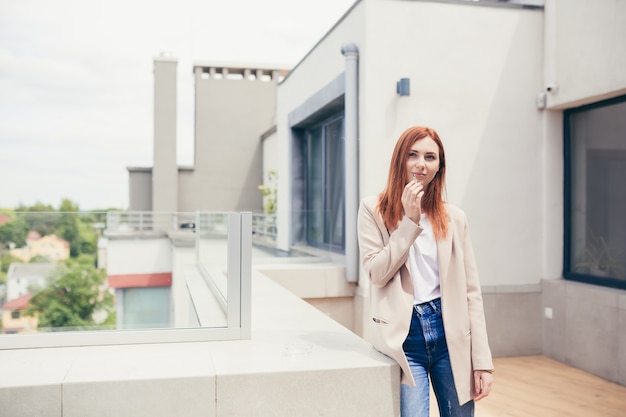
540, 0, 626, 279
360, 1, 544, 288
106, 238, 172, 275
277, 0, 545, 287
540, 110, 563, 281
273, 1, 626, 344
544, 0, 626, 108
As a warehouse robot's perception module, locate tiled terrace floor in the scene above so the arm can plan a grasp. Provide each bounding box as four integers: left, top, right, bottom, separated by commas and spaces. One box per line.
431, 355, 626, 417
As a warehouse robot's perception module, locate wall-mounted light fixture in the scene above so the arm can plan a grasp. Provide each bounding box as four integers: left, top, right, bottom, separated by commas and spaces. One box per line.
396, 78, 410, 96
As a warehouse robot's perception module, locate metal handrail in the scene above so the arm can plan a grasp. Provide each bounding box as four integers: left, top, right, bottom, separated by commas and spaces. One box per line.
106, 211, 196, 233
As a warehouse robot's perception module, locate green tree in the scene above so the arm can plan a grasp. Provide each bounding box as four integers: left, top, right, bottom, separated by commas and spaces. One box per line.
58, 199, 79, 213
29, 255, 51, 263
57, 199, 80, 257
54, 199, 100, 258
15, 202, 58, 236
1, 253, 23, 273
26, 255, 114, 330
57, 215, 80, 257
0, 217, 29, 249
77, 220, 97, 256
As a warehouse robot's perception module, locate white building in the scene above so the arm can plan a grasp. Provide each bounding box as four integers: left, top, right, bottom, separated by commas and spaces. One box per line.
5, 263, 54, 303
119, 0, 626, 387
265, 0, 626, 385
2, 1, 625, 415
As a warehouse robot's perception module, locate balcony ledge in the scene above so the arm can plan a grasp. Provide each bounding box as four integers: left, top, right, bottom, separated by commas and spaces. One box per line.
0, 270, 399, 417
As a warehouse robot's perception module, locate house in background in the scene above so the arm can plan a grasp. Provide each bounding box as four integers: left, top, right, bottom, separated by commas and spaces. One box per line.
0, 214, 11, 226
1, 293, 38, 334
4, 262, 54, 303
9, 231, 70, 262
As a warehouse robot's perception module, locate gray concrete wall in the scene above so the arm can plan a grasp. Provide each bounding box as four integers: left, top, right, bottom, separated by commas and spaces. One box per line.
454, 279, 626, 388
176, 167, 195, 212
152, 57, 178, 212
181, 65, 280, 212
127, 168, 152, 211
482, 286, 543, 357
542, 279, 626, 386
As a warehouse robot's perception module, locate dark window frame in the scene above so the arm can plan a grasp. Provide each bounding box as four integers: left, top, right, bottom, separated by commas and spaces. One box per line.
563, 94, 626, 290
303, 114, 346, 253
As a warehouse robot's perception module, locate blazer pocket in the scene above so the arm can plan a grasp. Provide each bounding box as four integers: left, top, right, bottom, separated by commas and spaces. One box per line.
372, 316, 389, 325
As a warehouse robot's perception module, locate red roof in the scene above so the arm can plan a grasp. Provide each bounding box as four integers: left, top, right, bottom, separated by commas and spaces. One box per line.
27, 230, 42, 240
2, 293, 33, 310
0, 214, 11, 225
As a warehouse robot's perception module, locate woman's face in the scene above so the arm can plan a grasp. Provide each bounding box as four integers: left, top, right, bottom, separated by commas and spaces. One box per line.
405, 136, 440, 186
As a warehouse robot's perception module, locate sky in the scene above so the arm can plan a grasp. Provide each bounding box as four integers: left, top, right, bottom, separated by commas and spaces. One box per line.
0, 0, 356, 210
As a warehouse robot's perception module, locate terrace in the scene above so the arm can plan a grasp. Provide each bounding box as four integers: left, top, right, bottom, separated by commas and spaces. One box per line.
1, 211, 625, 416
0, 211, 386, 416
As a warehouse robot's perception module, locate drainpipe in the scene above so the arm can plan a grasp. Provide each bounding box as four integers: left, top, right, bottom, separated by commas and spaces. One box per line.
341, 43, 359, 283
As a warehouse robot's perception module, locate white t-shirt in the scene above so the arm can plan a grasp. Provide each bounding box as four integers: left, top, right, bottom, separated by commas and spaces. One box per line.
408, 214, 441, 304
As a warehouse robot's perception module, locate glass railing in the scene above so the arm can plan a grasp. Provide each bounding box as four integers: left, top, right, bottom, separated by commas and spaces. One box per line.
0, 211, 251, 348
0, 208, 344, 349
251, 212, 277, 247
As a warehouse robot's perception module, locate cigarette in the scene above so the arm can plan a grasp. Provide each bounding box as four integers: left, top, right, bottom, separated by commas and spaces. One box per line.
413, 173, 417, 181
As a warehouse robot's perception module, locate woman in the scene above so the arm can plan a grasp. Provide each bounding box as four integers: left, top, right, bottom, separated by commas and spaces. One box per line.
357, 126, 494, 416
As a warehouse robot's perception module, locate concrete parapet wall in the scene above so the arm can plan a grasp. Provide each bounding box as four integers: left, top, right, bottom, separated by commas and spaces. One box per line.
0, 271, 398, 417
542, 278, 626, 386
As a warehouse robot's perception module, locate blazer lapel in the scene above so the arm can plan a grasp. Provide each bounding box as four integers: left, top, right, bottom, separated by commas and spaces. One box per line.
437, 220, 454, 290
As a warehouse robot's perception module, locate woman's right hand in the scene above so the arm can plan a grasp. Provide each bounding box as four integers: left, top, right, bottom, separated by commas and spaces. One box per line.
401, 179, 423, 225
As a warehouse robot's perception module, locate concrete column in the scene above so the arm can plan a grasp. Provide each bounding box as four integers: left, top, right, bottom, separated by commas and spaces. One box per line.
341, 43, 359, 283
152, 55, 178, 213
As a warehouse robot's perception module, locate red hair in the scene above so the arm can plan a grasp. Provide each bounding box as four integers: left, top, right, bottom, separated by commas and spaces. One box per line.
378, 126, 448, 240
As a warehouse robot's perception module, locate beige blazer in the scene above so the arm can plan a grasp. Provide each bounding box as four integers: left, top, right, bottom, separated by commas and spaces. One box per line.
357, 195, 493, 405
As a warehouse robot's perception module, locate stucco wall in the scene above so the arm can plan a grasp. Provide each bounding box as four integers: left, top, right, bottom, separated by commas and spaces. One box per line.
128, 169, 152, 211
278, 0, 544, 287
185, 67, 277, 212
273, 1, 626, 371
544, 0, 626, 108
106, 238, 172, 276
152, 58, 178, 212
360, 1, 544, 288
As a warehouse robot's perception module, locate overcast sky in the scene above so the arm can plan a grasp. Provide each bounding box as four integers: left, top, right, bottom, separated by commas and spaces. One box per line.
0, 0, 356, 210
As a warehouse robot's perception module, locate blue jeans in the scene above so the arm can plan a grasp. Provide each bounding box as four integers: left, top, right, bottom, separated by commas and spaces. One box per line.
401, 298, 474, 417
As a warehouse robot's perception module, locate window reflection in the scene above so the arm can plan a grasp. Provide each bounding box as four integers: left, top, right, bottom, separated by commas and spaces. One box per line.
566, 96, 626, 287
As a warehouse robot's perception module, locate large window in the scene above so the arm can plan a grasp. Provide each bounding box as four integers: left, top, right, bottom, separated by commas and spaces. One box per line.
119, 287, 171, 330
564, 95, 626, 290
304, 116, 345, 251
